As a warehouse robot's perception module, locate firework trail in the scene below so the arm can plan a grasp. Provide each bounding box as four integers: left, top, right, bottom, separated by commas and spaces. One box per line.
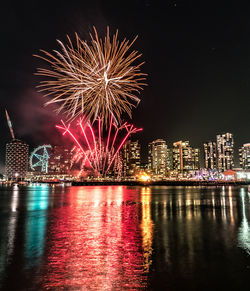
56, 118, 142, 177
35, 27, 146, 126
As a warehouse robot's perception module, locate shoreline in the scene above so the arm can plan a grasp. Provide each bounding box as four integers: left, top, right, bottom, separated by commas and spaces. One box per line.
71, 180, 250, 186
1, 180, 250, 187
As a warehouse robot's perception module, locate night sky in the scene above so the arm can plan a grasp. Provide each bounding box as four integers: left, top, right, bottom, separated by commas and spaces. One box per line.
1, 0, 250, 171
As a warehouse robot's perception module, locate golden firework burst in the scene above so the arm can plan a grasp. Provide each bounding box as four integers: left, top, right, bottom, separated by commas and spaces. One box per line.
35, 27, 146, 126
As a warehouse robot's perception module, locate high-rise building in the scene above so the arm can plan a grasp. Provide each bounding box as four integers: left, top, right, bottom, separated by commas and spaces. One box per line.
172, 141, 183, 171
5, 139, 29, 179
239, 143, 250, 170
148, 139, 168, 177
48, 145, 73, 174
204, 141, 217, 169
166, 148, 173, 170
216, 133, 234, 171
122, 140, 141, 176
173, 141, 200, 172
189, 147, 200, 170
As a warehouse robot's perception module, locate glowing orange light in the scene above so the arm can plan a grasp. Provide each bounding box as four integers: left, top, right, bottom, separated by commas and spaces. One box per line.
138, 173, 151, 182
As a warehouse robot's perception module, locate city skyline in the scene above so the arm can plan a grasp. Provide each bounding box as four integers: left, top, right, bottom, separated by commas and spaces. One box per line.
2, 104, 250, 172
4, 129, 250, 178
1, 1, 250, 168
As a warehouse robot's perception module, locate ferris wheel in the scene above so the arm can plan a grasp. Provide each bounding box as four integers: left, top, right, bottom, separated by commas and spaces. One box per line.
30, 145, 52, 173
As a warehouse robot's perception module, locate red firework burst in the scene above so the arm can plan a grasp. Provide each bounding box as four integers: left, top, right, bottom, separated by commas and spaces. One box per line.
56, 118, 142, 178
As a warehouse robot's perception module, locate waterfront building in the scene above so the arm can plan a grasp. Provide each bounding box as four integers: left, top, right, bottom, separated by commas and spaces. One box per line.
122, 140, 141, 176
173, 141, 200, 172
5, 139, 29, 179
239, 143, 250, 169
203, 141, 217, 169
222, 169, 237, 180
190, 168, 222, 180
172, 141, 183, 172
148, 139, 168, 178
216, 133, 234, 171
190, 147, 200, 170
236, 169, 250, 180
166, 148, 173, 170
48, 145, 73, 174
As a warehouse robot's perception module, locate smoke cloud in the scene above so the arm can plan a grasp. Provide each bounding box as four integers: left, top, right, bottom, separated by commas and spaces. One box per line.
14, 88, 72, 149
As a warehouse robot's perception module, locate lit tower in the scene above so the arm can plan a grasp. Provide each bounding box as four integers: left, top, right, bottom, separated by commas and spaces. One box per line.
239, 143, 250, 170
203, 141, 217, 169
148, 139, 168, 178
5, 109, 29, 179
173, 141, 184, 171
173, 141, 200, 172
216, 133, 234, 171
122, 140, 141, 177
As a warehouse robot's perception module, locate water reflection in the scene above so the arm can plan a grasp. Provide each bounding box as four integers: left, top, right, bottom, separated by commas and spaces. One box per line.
0, 186, 20, 280
141, 187, 154, 272
238, 188, 250, 255
8, 185, 19, 258
24, 185, 49, 268
0, 185, 250, 290
149, 186, 247, 279
150, 186, 240, 224
41, 186, 147, 290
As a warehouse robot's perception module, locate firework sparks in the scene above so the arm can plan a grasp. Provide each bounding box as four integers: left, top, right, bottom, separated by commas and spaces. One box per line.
35, 27, 146, 126
56, 118, 142, 177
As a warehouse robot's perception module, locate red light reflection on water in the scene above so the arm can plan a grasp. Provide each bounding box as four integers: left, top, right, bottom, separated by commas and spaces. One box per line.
41, 186, 150, 290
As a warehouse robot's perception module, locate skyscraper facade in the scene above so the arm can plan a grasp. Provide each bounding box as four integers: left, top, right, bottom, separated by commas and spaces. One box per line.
216, 133, 234, 171
173, 141, 200, 172
122, 140, 141, 176
148, 139, 167, 177
204, 141, 217, 169
166, 148, 173, 170
173, 141, 184, 171
5, 139, 29, 179
239, 143, 250, 170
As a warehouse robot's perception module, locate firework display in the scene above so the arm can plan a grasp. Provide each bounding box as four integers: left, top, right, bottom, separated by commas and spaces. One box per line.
35, 27, 146, 126
56, 118, 142, 177
35, 27, 145, 178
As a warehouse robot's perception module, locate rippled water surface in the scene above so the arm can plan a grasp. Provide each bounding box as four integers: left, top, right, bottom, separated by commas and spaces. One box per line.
0, 185, 250, 290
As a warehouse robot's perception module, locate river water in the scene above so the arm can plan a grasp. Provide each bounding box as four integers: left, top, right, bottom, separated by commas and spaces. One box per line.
0, 185, 249, 290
